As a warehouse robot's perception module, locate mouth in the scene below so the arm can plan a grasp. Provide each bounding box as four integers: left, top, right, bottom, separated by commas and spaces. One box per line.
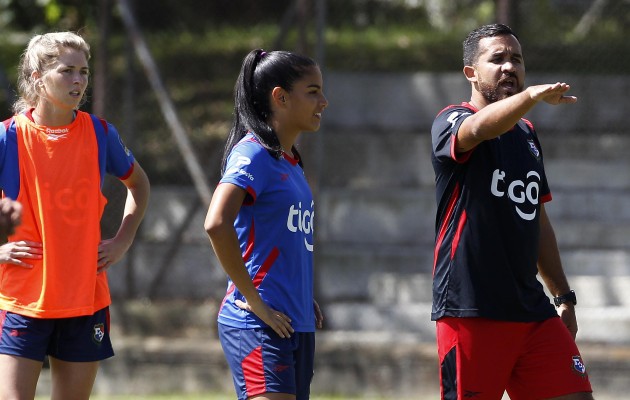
70, 90, 82, 97
314, 112, 322, 119
498, 76, 517, 91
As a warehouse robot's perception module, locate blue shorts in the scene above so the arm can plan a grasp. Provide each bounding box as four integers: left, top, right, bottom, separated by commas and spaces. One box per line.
0, 307, 114, 362
218, 323, 315, 400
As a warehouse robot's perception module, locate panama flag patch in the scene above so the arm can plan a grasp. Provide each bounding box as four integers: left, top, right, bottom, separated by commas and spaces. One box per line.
572, 355, 587, 376
93, 323, 105, 344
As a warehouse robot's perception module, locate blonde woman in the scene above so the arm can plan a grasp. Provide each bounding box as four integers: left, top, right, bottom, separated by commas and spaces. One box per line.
0, 32, 149, 399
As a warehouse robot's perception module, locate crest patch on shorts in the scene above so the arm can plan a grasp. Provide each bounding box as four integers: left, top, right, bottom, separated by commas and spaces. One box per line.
93, 323, 105, 344
571, 355, 587, 376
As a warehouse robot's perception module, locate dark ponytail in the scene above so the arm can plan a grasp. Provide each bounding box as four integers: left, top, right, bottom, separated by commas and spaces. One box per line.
221, 49, 317, 174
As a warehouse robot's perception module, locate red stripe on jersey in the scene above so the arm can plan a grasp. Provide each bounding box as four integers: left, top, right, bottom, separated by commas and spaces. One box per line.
252, 247, 279, 288
242, 345, 266, 396
218, 283, 235, 316
243, 218, 255, 261
97, 117, 109, 134
2, 118, 12, 132
119, 162, 134, 180
450, 134, 473, 164
522, 117, 534, 132
433, 183, 461, 276
451, 210, 467, 259
244, 186, 257, 205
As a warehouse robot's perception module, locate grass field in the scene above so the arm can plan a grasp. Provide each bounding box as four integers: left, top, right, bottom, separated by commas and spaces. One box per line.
36, 394, 424, 400
37, 396, 421, 400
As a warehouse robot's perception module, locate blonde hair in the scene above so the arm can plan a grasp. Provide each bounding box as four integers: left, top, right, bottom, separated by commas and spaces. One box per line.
13, 31, 91, 114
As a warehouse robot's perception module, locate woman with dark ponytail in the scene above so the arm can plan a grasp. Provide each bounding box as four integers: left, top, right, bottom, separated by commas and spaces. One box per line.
205, 49, 327, 400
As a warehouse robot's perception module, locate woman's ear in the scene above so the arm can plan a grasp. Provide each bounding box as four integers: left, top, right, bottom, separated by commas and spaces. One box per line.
31, 71, 44, 89
271, 86, 287, 107
463, 65, 477, 83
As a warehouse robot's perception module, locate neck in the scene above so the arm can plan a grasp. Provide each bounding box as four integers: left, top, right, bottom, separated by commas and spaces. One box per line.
32, 105, 76, 127
469, 91, 490, 110
270, 120, 299, 154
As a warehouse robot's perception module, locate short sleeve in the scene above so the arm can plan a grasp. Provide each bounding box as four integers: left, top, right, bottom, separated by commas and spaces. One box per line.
104, 122, 135, 179
432, 106, 474, 164
0, 120, 7, 173
0, 118, 19, 198
220, 140, 271, 204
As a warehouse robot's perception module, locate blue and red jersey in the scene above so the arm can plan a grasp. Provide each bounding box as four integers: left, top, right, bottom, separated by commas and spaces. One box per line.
217, 133, 315, 332
431, 102, 558, 322
0, 110, 135, 318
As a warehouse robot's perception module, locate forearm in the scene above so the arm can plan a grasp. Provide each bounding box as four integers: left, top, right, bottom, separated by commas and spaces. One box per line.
208, 225, 262, 306
114, 164, 150, 248
468, 90, 538, 141
458, 83, 575, 153
537, 206, 571, 296
537, 238, 570, 297
114, 187, 149, 247
205, 183, 264, 306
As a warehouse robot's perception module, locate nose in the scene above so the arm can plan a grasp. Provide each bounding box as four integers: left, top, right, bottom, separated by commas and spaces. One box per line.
320, 93, 329, 109
73, 71, 86, 85
502, 61, 516, 73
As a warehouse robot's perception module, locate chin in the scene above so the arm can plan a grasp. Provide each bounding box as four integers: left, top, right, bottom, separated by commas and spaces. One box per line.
304, 122, 321, 132
498, 90, 516, 100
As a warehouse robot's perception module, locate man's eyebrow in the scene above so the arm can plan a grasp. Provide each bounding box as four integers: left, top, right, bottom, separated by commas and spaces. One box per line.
489, 49, 522, 59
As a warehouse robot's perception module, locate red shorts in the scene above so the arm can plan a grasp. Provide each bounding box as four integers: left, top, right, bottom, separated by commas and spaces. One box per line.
436, 317, 592, 400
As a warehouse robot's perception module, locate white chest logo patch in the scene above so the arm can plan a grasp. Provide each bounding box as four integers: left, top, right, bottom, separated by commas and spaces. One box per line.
490, 169, 540, 221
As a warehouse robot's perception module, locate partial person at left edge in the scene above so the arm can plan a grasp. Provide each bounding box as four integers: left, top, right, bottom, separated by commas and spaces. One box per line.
0, 31, 150, 400
0, 197, 22, 239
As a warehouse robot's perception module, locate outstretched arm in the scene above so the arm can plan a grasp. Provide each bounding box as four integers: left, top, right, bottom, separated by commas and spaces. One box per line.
456, 83, 577, 153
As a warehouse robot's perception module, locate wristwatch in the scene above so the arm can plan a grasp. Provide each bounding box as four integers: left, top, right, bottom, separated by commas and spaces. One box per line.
553, 290, 577, 307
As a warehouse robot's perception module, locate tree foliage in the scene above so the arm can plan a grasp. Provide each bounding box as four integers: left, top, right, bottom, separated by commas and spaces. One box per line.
0, 0, 628, 184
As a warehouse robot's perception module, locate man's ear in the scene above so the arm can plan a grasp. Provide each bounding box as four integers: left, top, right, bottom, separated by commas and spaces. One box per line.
463, 65, 477, 83
271, 86, 287, 106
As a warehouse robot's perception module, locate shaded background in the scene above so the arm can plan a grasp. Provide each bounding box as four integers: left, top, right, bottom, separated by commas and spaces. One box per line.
1, 0, 627, 186
1, 0, 629, 398
1, 0, 627, 185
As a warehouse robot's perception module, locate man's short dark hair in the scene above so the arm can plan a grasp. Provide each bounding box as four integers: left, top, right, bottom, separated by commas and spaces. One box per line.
463, 24, 519, 66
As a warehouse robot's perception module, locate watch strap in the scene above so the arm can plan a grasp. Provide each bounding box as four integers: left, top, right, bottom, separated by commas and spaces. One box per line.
553, 290, 577, 307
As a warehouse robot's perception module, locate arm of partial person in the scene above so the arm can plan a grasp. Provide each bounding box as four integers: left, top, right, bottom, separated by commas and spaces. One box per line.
0, 197, 22, 238
0, 195, 42, 267
204, 183, 295, 338
97, 161, 151, 272
536, 203, 578, 339
314, 298, 324, 329
456, 83, 577, 153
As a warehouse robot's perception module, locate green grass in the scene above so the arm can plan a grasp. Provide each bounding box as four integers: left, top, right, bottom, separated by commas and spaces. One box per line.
37, 396, 421, 400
